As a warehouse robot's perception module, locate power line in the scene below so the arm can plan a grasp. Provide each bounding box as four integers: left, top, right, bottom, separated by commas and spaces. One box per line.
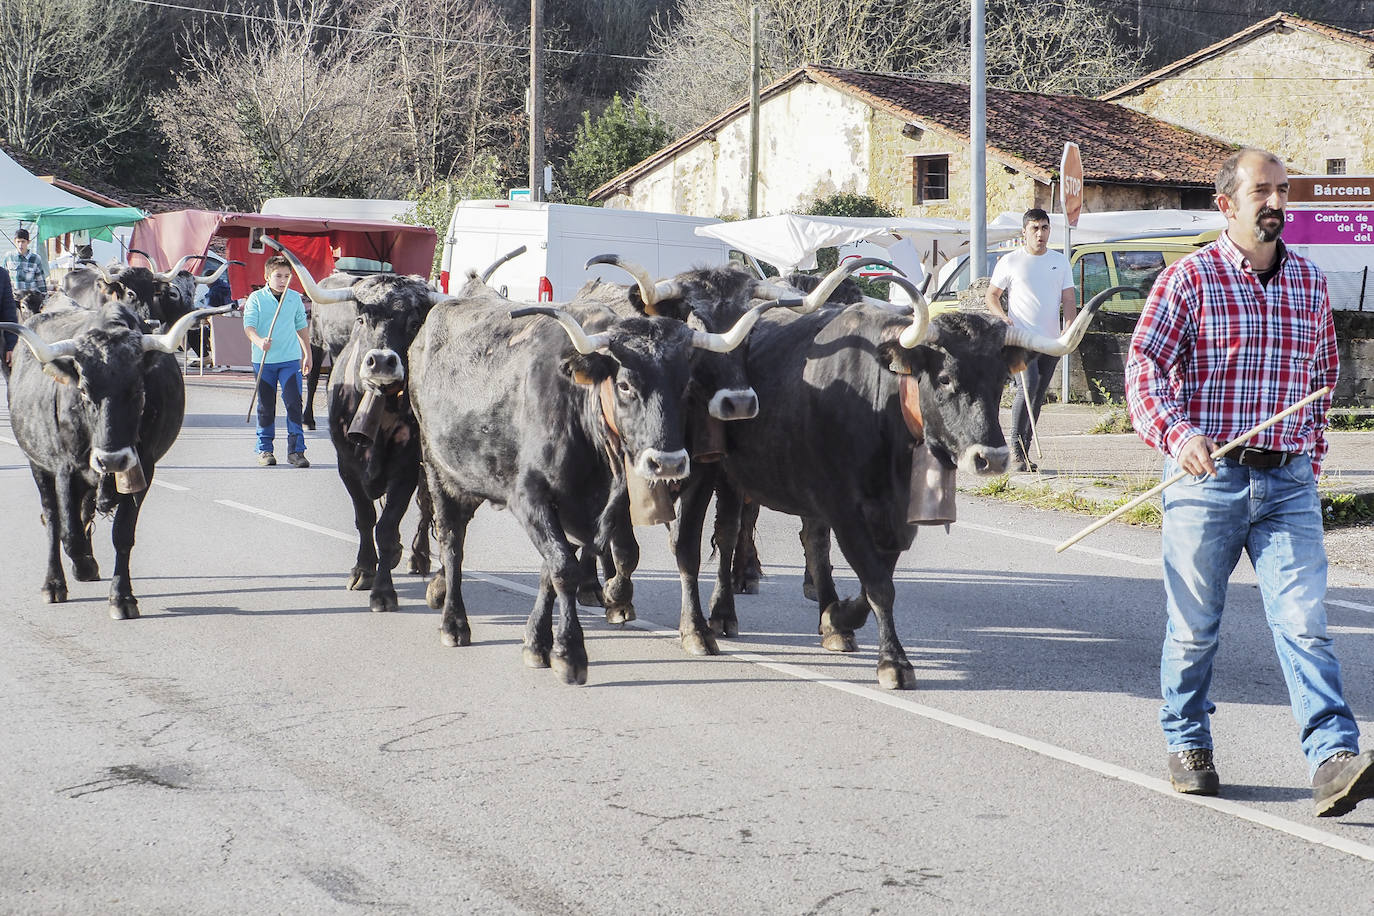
122, 0, 660, 62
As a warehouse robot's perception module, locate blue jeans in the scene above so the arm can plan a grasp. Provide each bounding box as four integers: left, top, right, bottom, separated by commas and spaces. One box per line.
1159, 456, 1358, 775
1010, 353, 1059, 465
255, 360, 305, 455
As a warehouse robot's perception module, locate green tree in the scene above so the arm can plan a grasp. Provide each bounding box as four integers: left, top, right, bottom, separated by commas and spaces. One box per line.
558, 94, 669, 204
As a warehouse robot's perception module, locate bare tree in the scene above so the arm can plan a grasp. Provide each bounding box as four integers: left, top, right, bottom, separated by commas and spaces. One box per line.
637, 0, 948, 136
359, 0, 525, 190
154, 0, 406, 210
0, 0, 149, 173
638, 0, 1147, 137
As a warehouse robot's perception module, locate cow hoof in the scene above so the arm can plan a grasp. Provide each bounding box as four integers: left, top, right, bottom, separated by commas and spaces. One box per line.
522, 645, 550, 668
304, 420, 316, 431
803, 581, 818, 601
604, 603, 635, 625
408, 554, 431, 576
348, 568, 375, 591
735, 578, 760, 595
877, 661, 917, 690
441, 625, 472, 648
681, 630, 719, 657
821, 631, 859, 653
370, 592, 399, 613
577, 585, 606, 608
708, 615, 739, 638
551, 652, 588, 686
425, 576, 447, 610
42, 583, 68, 604
109, 598, 140, 620
73, 556, 101, 582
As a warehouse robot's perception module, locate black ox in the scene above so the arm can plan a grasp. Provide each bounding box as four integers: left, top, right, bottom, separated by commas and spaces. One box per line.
410, 276, 777, 685
671, 284, 1129, 688
265, 238, 437, 614
60, 252, 232, 328
2, 304, 227, 618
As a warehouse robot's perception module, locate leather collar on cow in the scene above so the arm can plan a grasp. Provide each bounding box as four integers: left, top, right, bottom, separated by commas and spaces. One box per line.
899, 375, 924, 445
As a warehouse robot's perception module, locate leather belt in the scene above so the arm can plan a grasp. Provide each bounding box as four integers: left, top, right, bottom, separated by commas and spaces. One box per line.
1223, 447, 1303, 469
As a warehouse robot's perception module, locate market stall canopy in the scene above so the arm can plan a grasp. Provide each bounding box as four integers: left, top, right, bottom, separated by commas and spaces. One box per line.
693, 213, 1021, 276
0, 204, 146, 243
991, 208, 1224, 246
129, 209, 438, 300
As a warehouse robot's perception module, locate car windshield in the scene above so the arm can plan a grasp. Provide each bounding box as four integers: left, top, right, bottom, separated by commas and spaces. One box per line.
932, 250, 1011, 300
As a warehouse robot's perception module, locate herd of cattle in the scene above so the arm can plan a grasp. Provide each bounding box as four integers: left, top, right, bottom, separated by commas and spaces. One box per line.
1, 243, 1121, 688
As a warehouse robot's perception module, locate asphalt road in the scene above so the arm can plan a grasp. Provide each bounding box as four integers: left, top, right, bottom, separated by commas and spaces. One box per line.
3, 377, 1374, 914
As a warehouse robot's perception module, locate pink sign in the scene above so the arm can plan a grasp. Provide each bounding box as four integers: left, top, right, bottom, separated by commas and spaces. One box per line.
1283, 209, 1374, 245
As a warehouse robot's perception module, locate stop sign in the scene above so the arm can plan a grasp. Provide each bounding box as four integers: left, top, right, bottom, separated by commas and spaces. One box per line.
1060, 142, 1083, 228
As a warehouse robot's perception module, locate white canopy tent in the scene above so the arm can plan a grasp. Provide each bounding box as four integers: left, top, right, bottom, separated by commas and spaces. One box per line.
693, 213, 1022, 283
0, 148, 130, 267
991, 208, 1224, 247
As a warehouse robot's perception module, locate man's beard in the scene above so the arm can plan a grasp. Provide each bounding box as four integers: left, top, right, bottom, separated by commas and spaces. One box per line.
1254, 207, 1284, 243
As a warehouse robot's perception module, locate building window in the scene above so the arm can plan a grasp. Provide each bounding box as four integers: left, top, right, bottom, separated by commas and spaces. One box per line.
1327, 158, 1347, 175
913, 155, 949, 204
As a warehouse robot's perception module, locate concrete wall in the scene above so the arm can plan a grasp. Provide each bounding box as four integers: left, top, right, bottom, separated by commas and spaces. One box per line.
605, 80, 1174, 219
1112, 28, 1374, 175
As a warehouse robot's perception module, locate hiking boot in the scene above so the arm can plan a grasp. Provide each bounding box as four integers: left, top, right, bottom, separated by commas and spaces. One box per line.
1167, 748, 1219, 795
1313, 749, 1374, 817
257, 452, 276, 467
287, 452, 310, 468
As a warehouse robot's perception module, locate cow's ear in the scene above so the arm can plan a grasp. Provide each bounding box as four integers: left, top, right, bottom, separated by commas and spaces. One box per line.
1002, 345, 1030, 374
44, 358, 79, 386
561, 352, 617, 386
877, 339, 926, 376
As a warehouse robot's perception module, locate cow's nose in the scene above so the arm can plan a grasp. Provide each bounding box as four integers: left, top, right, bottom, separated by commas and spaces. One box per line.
643, 451, 689, 480
365, 352, 398, 372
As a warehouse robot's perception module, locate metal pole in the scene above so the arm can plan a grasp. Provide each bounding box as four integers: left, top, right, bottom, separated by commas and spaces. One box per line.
748, 3, 761, 219
970, 0, 987, 279
1061, 220, 1072, 403
529, 0, 545, 202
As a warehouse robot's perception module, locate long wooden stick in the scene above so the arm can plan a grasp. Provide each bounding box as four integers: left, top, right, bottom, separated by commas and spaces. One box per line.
1055, 386, 1331, 553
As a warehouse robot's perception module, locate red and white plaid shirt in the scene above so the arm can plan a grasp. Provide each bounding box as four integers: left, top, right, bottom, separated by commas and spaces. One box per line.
1125, 230, 1338, 475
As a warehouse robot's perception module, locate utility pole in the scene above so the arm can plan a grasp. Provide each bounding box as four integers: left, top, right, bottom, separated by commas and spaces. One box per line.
747, 3, 761, 218
970, 0, 987, 279
529, 0, 545, 202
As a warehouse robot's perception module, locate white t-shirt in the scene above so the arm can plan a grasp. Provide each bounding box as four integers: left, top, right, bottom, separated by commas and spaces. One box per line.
989, 247, 1074, 338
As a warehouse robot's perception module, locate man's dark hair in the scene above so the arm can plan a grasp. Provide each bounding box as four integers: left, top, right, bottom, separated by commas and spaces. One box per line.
264, 255, 291, 275
1215, 148, 1283, 199
1022, 208, 1051, 227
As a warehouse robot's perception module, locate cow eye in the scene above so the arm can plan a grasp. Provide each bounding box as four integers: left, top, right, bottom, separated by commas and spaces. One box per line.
617, 379, 634, 396
937, 372, 953, 389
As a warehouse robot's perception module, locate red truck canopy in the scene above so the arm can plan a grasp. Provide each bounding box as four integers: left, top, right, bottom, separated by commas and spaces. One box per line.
128, 209, 438, 300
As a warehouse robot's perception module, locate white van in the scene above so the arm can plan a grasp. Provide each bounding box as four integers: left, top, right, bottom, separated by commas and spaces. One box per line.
440, 200, 756, 299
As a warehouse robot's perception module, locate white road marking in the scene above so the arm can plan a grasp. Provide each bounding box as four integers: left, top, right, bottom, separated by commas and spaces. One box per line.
958, 520, 1162, 567
153, 479, 190, 492
199, 497, 1374, 860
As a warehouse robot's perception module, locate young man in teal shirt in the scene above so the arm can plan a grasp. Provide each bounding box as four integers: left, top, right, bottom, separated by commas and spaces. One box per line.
243, 255, 313, 467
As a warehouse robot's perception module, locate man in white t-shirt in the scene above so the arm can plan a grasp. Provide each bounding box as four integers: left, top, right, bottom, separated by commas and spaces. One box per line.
986, 208, 1077, 471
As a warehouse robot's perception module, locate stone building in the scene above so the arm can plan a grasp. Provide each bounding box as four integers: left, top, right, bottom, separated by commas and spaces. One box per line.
590, 65, 1236, 220
1102, 12, 1374, 177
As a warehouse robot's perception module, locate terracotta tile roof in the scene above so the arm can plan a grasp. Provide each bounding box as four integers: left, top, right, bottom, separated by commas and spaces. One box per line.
590, 65, 1233, 200
807, 66, 1233, 186
1101, 12, 1374, 101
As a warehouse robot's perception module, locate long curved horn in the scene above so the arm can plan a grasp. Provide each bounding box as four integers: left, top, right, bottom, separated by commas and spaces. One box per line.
795, 258, 903, 314
194, 259, 233, 285
0, 323, 78, 363
481, 245, 528, 282
584, 254, 680, 315
750, 279, 806, 308
862, 274, 926, 315
510, 306, 611, 354
128, 248, 160, 270
1002, 285, 1136, 356
161, 254, 203, 278
261, 236, 356, 304
142, 305, 234, 353
895, 275, 934, 348
690, 302, 781, 353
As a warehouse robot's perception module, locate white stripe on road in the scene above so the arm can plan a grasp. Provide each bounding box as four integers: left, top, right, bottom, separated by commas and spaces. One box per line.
958, 520, 1162, 567
210, 501, 1374, 864
153, 479, 190, 492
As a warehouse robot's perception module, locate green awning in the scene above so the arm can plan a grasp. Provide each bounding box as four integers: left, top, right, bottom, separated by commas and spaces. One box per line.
0, 204, 145, 243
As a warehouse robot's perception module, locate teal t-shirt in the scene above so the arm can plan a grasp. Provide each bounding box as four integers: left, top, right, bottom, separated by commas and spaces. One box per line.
242, 286, 308, 364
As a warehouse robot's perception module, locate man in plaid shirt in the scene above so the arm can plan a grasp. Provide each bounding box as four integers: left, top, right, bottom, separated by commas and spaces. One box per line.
1125, 148, 1373, 817
2, 228, 47, 294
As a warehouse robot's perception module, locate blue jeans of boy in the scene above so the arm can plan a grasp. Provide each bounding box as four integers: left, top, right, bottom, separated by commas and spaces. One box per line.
255, 359, 305, 456
1159, 455, 1359, 776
